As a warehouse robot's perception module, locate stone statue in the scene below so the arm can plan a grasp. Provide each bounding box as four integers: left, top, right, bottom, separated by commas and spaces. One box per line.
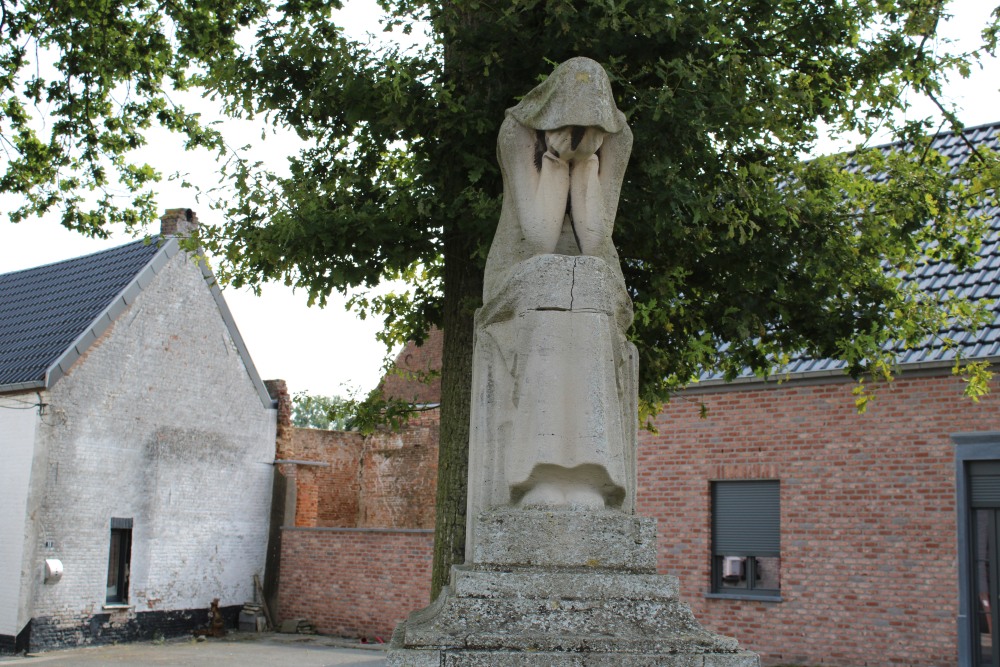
467, 57, 639, 541
388, 58, 760, 666
482, 56, 633, 301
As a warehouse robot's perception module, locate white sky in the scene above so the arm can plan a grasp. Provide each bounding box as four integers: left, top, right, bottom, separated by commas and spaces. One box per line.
0, 0, 997, 398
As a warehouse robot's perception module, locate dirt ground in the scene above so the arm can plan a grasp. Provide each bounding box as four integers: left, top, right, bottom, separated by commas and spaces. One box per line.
0, 632, 387, 667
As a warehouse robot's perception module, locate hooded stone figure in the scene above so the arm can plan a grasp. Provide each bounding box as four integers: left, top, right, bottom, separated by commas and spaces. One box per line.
466, 57, 639, 547
482, 56, 633, 310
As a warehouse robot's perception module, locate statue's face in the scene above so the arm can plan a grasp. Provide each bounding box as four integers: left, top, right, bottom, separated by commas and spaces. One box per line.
544, 126, 606, 163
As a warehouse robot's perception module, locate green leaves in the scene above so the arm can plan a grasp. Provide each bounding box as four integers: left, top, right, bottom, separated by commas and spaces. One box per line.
291, 391, 354, 430
0, 0, 267, 234
6, 0, 1000, 411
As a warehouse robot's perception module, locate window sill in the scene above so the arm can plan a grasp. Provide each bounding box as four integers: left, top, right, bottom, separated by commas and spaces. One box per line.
704, 592, 782, 603
102, 603, 132, 611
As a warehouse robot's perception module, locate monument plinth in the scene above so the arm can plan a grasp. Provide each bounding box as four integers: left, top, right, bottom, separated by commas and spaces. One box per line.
387, 57, 759, 666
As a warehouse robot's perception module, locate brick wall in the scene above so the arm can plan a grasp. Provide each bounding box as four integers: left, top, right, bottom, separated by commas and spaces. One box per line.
641, 372, 1000, 667
379, 327, 443, 405
274, 410, 439, 637
359, 411, 439, 529
279, 410, 439, 529
288, 428, 365, 527
277, 528, 433, 639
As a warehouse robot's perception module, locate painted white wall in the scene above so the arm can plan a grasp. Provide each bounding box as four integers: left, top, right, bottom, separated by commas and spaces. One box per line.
29, 248, 276, 630
0, 394, 39, 637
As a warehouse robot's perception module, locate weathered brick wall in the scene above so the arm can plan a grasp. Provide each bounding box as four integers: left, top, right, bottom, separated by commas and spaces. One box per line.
277, 528, 433, 639
379, 327, 443, 405
27, 249, 276, 649
282, 411, 439, 529
289, 428, 365, 527
274, 411, 439, 637
265, 379, 294, 460
359, 411, 439, 529
642, 373, 1000, 667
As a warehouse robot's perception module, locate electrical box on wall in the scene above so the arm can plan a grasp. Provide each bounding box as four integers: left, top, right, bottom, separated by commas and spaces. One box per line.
44, 558, 63, 584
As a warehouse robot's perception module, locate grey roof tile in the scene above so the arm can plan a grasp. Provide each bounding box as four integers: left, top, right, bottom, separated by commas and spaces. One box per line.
0, 239, 164, 388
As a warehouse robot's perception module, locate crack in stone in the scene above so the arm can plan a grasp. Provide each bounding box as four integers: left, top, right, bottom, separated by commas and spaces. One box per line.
570, 258, 578, 311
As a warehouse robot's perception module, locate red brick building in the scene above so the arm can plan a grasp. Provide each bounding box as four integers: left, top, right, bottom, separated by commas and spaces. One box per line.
644, 372, 1000, 667
272, 124, 1000, 666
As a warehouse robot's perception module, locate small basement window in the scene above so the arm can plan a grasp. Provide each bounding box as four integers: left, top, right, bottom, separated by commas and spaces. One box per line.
106, 518, 133, 604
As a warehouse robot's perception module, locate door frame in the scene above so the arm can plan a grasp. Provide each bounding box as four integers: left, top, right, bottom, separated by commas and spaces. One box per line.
954, 432, 1000, 667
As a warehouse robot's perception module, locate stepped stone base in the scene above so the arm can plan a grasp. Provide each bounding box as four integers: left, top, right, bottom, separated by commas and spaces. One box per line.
387, 510, 759, 666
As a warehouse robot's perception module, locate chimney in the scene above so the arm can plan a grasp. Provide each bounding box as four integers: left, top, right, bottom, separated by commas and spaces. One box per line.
159, 208, 199, 237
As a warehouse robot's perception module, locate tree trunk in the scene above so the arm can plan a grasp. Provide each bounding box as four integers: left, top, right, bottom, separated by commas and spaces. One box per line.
431, 235, 483, 598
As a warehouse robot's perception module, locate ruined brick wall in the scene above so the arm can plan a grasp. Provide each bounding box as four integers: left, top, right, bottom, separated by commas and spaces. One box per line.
289, 428, 365, 527
274, 410, 439, 636
282, 410, 439, 529
265, 379, 294, 460
641, 373, 1000, 667
277, 527, 433, 639
358, 411, 439, 528
379, 327, 443, 405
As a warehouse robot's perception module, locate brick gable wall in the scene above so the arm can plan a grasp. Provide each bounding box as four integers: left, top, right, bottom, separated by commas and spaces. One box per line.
20, 249, 276, 651
378, 328, 443, 405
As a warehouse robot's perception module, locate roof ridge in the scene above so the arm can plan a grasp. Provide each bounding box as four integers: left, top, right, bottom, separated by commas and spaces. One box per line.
864, 119, 1000, 153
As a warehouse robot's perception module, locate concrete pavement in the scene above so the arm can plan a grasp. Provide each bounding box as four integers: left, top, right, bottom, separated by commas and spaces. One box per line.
0, 632, 387, 667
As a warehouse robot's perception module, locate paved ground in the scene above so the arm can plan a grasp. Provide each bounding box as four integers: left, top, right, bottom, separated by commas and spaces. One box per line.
0, 632, 387, 667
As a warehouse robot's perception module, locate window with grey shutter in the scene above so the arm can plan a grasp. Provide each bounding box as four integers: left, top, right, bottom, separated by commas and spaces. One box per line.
711, 480, 780, 596
970, 461, 1000, 508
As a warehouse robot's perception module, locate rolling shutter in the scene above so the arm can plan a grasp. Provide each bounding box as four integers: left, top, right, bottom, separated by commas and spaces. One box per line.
970, 461, 1000, 508
713, 480, 780, 556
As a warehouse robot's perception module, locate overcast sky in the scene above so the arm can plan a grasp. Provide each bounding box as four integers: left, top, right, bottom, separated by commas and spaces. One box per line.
0, 0, 997, 399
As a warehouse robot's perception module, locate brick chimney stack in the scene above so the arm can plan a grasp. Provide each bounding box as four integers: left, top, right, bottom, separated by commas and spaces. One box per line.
159, 208, 199, 237
264, 379, 295, 460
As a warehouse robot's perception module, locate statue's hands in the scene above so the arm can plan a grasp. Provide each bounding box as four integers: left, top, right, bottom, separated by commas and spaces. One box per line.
545, 127, 605, 163
573, 127, 605, 160
544, 128, 575, 162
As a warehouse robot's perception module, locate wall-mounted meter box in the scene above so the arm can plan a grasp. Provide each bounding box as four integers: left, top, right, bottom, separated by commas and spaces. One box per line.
44, 558, 63, 584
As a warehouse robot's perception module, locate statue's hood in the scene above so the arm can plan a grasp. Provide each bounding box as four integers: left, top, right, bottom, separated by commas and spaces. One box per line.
508, 57, 626, 133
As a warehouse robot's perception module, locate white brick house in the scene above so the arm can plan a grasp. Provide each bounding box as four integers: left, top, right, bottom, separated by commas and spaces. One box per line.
0, 210, 277, 653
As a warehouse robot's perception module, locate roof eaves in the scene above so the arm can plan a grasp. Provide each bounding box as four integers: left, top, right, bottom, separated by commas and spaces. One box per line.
0, 380, 46, 395
684, 355, 1000, 395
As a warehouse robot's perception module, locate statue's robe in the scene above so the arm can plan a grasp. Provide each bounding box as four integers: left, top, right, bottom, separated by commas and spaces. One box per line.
467, 58, 638, 554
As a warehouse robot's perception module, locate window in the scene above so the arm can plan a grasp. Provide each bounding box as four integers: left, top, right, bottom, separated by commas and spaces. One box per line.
106, 518, 132, 604
711, 480, 780, 597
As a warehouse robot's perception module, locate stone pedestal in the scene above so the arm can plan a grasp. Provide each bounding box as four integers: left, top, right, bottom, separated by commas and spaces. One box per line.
387, 510, 759, 666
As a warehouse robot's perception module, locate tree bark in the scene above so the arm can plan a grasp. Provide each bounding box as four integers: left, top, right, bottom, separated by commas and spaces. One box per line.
431, 234, 483, 598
